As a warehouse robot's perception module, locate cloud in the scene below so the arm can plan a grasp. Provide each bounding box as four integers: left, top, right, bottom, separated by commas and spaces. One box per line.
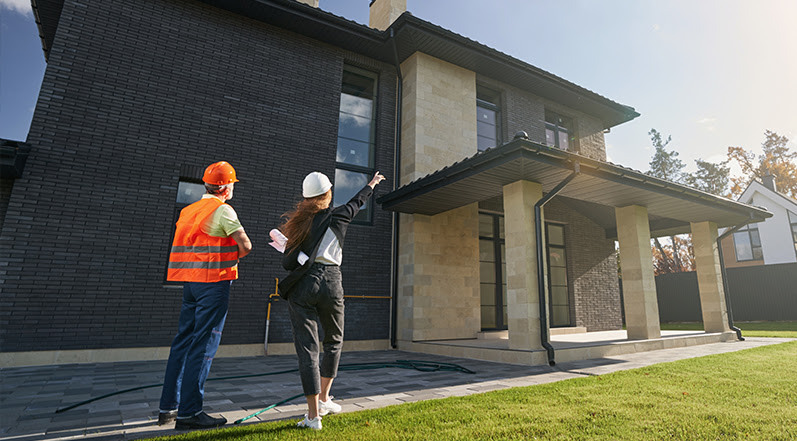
0, 0, 32, 15
697, 117, 717, 132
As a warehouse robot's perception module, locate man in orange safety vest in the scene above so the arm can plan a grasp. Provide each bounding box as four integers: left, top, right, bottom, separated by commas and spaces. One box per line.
158, 161, 252, 430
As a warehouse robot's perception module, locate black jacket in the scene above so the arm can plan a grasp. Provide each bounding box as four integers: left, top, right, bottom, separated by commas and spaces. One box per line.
278, 185, 373, 298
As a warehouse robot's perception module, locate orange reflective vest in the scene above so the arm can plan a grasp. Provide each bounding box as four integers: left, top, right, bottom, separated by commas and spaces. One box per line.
167, 197, 239, 282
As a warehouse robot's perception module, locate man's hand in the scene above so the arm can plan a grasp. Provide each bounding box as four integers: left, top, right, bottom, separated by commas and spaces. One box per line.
231, 229, 252, 258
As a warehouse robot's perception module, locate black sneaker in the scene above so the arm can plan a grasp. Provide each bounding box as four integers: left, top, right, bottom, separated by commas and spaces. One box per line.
157, 410, 178, 426
174, 412, 227, 430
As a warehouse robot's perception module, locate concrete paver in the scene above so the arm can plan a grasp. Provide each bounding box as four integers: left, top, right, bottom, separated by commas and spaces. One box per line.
0, 337, 792, 440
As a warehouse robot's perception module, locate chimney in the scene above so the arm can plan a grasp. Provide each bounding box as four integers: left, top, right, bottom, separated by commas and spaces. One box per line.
369, 0, 406, 30
761, 173, 777, 192
296, 0, 319, 7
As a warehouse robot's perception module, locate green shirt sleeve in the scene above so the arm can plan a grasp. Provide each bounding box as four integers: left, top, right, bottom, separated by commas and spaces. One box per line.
203, 204, 243, 237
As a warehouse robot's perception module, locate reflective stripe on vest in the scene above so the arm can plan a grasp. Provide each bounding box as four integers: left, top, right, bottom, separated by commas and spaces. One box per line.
167, 197, 239, 282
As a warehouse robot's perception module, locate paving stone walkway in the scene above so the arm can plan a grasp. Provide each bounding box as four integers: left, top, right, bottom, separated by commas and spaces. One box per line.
1, 337, 792, 440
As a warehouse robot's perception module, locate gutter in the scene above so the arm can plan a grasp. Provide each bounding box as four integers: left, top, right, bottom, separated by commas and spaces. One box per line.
532, 152, 581, 366
388, 27, 403, 349
716, 223, 750, 341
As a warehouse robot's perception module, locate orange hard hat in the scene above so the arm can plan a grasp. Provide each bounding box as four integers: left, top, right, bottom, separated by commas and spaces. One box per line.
203, 161, 239, 185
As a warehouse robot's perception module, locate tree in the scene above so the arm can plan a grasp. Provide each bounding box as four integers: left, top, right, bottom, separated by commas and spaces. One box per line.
728, 130, 797, 198
650, 235, 694, 276
647, 129, 686, 183
645, 129, 689, 272
684, 158, 731, 197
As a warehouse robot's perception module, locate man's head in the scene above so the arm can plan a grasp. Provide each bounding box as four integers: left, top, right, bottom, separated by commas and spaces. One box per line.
203, 161, 239, 201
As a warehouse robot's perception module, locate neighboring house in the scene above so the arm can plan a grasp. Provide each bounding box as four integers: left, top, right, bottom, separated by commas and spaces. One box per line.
0, 0, 770, 368
721, 176, 797, 268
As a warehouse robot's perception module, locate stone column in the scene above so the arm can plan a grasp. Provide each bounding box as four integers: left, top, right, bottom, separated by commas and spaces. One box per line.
395, 52, 480, 343
503, 180, 544, 350
615, 205, 661, 339
690, 221, 731, 333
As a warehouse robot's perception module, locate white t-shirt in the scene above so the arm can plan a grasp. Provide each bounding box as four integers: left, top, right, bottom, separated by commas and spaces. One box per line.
314, 228, 342, 265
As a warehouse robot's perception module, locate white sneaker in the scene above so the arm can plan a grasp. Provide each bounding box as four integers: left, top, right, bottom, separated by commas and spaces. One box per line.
297, 415, 322, 430
318, 398, 342, 416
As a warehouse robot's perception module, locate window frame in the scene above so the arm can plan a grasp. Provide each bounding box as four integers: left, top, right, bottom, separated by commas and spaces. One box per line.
478, 211, 506, 331
732, 223, 763, 262
544, 110, 574, 152
789, 210, 797, 259
476, 85, 502, 152
545, 222, 571, 328
335, 65, 379, 225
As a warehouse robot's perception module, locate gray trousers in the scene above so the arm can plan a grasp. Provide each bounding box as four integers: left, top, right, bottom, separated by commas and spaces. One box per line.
287, 263, 345, 396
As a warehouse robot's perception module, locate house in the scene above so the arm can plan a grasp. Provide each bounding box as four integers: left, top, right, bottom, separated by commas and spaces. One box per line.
0, 0, 771, 368
721, 176, 797, 268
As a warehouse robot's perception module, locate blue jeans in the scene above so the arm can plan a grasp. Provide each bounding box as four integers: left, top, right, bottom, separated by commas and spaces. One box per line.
159, 280, 231, 417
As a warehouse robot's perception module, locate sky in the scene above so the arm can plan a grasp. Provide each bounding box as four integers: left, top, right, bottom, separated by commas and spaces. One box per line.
1, 0, 795, 175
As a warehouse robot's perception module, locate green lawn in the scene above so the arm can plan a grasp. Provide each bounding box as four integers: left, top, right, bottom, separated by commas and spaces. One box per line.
147, 340, 797, 441
661, 320, 797, 338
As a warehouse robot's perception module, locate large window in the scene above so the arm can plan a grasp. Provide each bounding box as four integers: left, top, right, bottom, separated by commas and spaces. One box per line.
479, 212, 506, 330
476, 86, 501, 152
789, 211, 797, 258
546, 223, 570, 327
545, 111, 573, 151
733, 223, 763, 261
335, 66, 378, 222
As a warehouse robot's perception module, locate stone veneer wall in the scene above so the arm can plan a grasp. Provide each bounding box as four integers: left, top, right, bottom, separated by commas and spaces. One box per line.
397, 52, 481, 341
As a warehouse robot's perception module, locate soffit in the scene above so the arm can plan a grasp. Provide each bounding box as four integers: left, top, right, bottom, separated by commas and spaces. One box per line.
377, 139, 772, 239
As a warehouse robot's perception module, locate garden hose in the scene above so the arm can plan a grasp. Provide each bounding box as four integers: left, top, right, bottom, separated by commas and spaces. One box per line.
54, 360, 475, 415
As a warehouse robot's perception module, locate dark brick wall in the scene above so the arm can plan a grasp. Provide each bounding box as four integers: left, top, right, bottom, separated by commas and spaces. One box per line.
476, 75, 607, 161
545, 200, 622, 331
0, 0, 395, 352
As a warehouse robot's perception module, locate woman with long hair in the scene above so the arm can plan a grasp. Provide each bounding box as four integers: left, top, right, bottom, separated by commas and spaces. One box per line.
278, 170, 385, 430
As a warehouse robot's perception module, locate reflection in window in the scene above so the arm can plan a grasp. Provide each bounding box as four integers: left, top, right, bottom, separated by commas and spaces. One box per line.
545, 111, 573, 151
176, 181, 205, 205
733, 223, 763, 261
477, 86, 501, 152
337, 69, 376, 169
336, 66, 378, 223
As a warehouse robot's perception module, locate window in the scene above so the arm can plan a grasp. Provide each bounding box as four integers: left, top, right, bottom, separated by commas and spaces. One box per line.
476, 86, 501, 151
733, 223, 763, 261
165, 179, 206, 285
789, 211, 797, 258
335, 66, 377, 222
479, 212, 506, 330
546, 223, 571, 327
545, 111, 573, 151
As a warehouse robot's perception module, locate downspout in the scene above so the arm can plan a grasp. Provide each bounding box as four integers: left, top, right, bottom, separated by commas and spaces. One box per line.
533, 160, 580, 366
389, 27, 402, 349
716, 222, 750, 341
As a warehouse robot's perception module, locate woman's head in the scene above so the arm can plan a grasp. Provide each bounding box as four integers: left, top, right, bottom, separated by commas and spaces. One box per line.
280, 173, 333, 250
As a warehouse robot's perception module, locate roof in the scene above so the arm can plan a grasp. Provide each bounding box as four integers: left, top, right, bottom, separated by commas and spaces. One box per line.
0, 139, 32, 179
376, 138, 772, 239
738, 180, 797, 212
32, 0, 638, 129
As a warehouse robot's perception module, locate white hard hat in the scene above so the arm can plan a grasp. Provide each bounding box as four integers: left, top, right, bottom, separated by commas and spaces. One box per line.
302, 172, 332, 198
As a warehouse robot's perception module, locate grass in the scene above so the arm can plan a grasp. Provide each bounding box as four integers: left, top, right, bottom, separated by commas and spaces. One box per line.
661, 320, 797, 338
146, 340, 797, 441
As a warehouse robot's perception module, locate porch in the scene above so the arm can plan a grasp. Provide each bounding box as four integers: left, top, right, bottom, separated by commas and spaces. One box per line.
400, 329, 738, 366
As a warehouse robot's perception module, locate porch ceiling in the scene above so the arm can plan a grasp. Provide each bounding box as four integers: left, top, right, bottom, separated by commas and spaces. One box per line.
376, 139, 772, 239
